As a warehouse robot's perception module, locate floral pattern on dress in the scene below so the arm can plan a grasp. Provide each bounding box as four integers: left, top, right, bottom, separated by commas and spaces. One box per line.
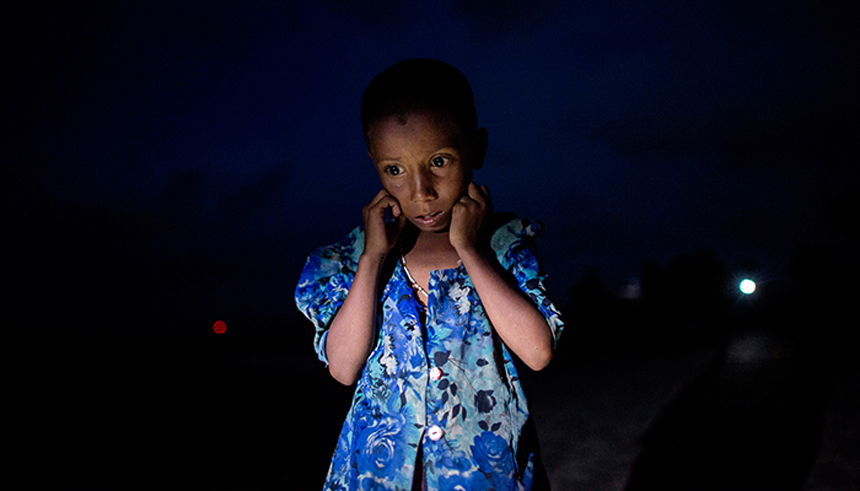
296, 216, 563, 490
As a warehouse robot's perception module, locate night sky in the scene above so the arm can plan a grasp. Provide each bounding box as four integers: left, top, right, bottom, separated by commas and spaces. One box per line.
6, 1, 859, 488
9, 1, 858, 331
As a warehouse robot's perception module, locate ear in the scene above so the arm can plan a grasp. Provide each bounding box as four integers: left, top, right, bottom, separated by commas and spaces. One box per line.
471, 127, 488, 170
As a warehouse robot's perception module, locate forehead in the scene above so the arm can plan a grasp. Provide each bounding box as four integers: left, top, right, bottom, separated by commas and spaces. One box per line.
367, 112, 465, 156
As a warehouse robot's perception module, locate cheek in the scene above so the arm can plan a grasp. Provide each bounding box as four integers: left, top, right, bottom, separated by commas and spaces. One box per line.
452, 174, 470, 197
383, 181, 406, 198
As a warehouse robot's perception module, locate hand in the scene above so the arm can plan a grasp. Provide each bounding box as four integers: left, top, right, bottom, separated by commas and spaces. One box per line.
449, 182, 493, 253
362, 189, 406, 257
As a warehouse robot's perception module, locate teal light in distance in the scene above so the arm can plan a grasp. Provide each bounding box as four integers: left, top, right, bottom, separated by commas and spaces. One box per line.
739, 279, 756, 295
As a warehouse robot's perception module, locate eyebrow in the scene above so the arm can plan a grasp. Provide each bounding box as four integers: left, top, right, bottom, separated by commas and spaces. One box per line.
375, 147, 458, 163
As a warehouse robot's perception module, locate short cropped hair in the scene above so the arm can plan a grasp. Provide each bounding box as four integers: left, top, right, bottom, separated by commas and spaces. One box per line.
361, 59, 477, 143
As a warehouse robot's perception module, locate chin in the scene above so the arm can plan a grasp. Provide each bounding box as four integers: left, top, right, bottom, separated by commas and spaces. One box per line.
411, 222, 450, 234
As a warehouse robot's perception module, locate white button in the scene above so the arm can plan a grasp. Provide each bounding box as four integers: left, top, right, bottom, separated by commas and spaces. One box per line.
427, 425, 444, 441
429, 367, 442, 381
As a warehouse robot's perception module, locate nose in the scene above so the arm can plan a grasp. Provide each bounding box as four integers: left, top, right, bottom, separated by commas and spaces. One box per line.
411, 168, 437, 202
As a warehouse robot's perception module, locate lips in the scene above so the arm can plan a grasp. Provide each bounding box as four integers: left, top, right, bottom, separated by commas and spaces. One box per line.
414, 211, 444, 227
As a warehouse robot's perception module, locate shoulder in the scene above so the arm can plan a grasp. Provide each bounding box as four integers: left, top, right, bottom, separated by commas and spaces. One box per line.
304, 225, 365, 277
488, 212, 542, 254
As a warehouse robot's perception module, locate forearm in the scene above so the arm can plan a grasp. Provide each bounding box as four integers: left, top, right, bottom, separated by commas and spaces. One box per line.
459, 246, 554, 371
325, 253, 386, 385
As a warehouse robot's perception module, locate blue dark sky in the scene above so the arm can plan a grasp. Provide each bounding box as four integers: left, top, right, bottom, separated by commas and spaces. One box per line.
8, 1, 858, 332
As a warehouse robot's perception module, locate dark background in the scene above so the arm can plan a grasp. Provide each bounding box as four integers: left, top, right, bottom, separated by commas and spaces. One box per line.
6, 1, 858, 489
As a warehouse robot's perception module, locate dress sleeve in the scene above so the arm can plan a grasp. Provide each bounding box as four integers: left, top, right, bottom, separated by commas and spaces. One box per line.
294, 227, 364, 365
491, 217, 565, 347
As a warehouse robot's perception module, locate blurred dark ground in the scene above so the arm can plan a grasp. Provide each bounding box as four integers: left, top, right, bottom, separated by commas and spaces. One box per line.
7, 222, 859, 489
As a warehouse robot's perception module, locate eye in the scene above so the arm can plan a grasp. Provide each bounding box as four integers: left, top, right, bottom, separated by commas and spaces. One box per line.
385, 165, 402, 176
431, 156, 447, 167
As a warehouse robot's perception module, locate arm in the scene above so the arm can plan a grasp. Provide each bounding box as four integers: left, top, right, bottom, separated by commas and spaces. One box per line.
458, 246, 554, 371
451, 184, 554, 371
325, 190, 405, 385
325, 253, 385, 385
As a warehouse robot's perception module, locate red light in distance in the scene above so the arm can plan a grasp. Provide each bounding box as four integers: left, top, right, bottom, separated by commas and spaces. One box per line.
213, 320, 227, 334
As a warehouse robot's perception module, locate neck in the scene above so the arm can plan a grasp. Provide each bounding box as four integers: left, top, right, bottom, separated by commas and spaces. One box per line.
416, 229, 453, 250
400, 224, 460, 269
398, 224, 449, 253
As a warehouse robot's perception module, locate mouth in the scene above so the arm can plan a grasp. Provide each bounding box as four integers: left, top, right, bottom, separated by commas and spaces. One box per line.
414, 211, 444, 227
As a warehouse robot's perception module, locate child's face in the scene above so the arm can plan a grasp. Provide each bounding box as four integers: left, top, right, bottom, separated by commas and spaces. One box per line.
367, 112, 483, 233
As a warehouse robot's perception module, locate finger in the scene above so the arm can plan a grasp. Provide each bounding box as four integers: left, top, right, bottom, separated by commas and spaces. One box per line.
384, 199, 402, 223
466, 182, 488, 205
381, 195, 401, 218
481, 184, 493, 209
394, 212, 407, 231
457, 193, 476, 206
388, 197, 401, 217
368, 189, 391, 208
369, 192, 401, 215
377, 202, 404, 233
364, 192, 386, 218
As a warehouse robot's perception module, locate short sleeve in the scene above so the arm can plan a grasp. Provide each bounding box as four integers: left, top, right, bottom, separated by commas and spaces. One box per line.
295, 227, 364, 365
491, 217, 564, 347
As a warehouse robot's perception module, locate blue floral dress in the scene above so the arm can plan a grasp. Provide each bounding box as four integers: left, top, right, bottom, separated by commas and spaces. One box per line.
295, 216, 564, 490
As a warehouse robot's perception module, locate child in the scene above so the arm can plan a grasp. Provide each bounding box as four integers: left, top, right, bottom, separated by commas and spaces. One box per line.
296, 59, 564, 490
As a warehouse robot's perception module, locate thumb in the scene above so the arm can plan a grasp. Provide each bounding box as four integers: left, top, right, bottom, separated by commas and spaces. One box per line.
393, 213, 407, 233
